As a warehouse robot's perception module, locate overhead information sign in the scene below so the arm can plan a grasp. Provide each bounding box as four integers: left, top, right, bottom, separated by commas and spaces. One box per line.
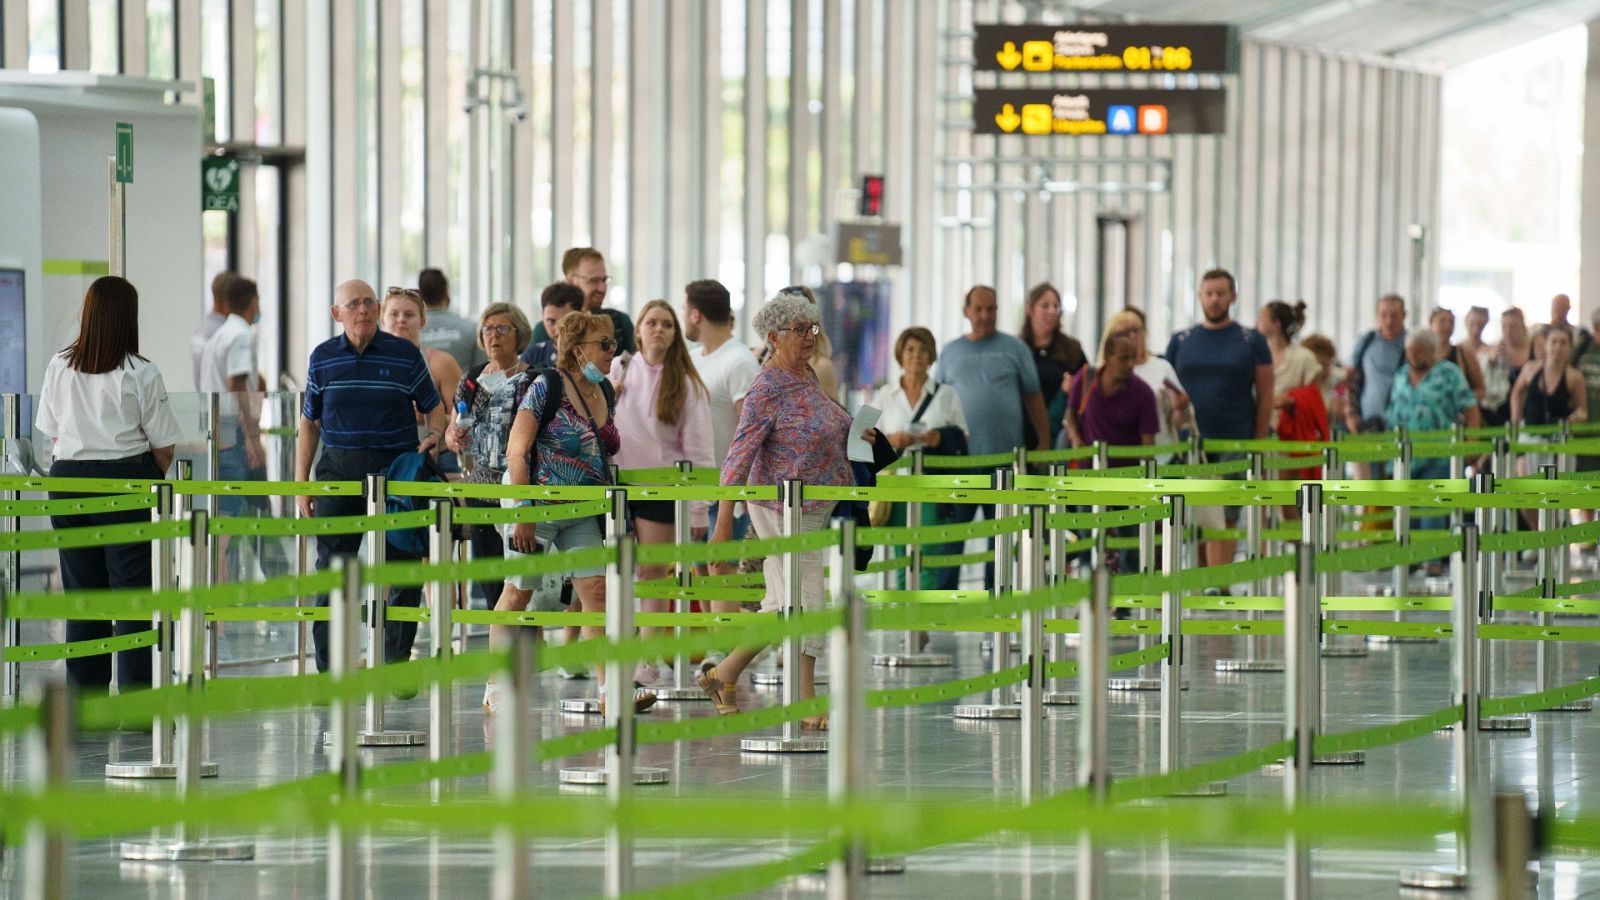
974, 88, 1226, 137
974, 24, 1235, 75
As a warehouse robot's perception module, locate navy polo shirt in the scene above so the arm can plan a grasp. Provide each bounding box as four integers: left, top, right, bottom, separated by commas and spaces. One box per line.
302, 330, 442, 450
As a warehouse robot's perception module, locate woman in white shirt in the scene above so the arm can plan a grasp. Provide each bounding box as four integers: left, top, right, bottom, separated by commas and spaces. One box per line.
609, 299, 715, 687
35, 276, 183, 693
870, 327, 969, 589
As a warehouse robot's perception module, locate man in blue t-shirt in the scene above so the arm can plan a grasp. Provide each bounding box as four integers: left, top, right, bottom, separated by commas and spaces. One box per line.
928, 285, 1049, 590
1165, 268, 1273, 569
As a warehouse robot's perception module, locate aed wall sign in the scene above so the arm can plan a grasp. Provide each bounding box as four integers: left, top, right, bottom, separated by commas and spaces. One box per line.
974, 24, 1235, 74
973, 89, 1226, 137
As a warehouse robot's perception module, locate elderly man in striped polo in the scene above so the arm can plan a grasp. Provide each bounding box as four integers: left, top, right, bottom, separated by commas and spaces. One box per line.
295, 279, 447, 678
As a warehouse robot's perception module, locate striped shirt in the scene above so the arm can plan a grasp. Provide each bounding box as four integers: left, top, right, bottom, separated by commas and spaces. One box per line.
302, 331, 441, 450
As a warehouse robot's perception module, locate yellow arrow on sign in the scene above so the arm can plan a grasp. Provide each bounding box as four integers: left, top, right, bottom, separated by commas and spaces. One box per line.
994, 103, 1021, 133
996, 41, 1022, 70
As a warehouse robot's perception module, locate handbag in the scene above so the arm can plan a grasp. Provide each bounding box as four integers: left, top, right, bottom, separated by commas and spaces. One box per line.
867, 388, 937, 526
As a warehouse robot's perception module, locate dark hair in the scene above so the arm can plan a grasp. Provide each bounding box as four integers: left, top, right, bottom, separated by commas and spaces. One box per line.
1200, 268, 1236, 292
210, 270, 237, 306
1428, 306, 1455, 326
1263, 299, 1307, 341
541, 281, 583, 310
224, 276, 258, 315
685, 279, 733, 325
417, 268, 449, 307
893, 326, 938, 367
561, 247, 605, 276
66, 276, 142, 374
1018, 281, 1081, 367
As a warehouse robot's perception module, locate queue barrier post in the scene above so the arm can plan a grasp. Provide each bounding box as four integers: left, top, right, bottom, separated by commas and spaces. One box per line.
1, 392, 20, 700
1535, 464, 1589, 713
743, 479, 827, 752
1160, 494, 1220, 796
1077, 564, 1111, 900
1400, 522, 1479, 891
873, 448, 950, 668
1042, 461, 1079, 706
1302, 484, 1361, 767
24, 680, 72, 900
1372, 430, 1413, 640
827, 517, 869, 890
355, 473, 422, 746
1109, 457, 1165, 691
1020, 505, 1047, 802
204, 394, 222, 679
428, 499, 456, 797
655, 460, 705, 700
1319, 447, 1366, 660
492, 625, 536, 899
325, 555, 362, 899
1283, 538, 1315, 898
121, 510, 253, 862
1217, 451, 1283, 673
1489, 437, 1510, 595
1471, 472, 1530, 733
954, 468, 1022, 720
603, 506, 640, 897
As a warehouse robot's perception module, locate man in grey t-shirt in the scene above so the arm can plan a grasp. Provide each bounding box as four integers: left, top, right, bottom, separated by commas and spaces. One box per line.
1347, 293, 1408, 429
416, 268, 487, 372
928, 285, 1049, 590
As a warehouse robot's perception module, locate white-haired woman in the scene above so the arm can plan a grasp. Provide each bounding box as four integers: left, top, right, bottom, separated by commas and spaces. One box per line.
699, 290, 869, 729
1386, 329, 1481, 574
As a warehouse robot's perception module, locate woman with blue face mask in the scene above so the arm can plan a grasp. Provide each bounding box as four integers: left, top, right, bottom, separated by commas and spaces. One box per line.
493, 311, 657, 716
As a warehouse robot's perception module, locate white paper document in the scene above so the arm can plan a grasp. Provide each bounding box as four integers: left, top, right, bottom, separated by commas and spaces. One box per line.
847, 405, 882, 463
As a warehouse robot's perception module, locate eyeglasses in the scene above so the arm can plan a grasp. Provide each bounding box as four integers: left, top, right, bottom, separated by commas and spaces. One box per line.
584, 337, 618, 352
779, 324, 821, 337
480, 324, 516, 336
385, 286, 421, 298
576, 275, 612, 288
339, 297, 378, 311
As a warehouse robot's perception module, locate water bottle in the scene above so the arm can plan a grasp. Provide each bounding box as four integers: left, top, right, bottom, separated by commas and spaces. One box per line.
454, 401, 475, 452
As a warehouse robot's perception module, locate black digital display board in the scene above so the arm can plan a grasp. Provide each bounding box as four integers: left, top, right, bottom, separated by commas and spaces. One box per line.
974, 24, 1235, 75
973, 88, 1226, 137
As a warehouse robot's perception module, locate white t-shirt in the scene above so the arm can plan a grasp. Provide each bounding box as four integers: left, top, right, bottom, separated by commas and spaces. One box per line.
199, 313, 257, 447
190, 310, 227, 388
36, 352, 184, 462
872, 378, 968, 444
1133, 355, 1182, 453
691, 338, 761, 465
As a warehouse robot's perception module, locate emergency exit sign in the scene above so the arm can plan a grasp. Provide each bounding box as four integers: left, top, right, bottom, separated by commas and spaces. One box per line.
115, 122, 133, 183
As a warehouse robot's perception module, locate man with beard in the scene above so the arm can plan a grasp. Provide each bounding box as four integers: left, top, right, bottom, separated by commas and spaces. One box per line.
1165, 268, 1273, 574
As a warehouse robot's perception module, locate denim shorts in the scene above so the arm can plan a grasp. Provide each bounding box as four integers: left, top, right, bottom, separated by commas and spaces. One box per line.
499, 513, 605, 588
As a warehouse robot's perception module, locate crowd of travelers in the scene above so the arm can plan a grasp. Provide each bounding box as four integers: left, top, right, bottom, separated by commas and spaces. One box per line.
38, 256, 1592, 718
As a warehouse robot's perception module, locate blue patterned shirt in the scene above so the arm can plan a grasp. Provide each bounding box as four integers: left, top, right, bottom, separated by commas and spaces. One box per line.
1385, 360, 1474, 433
302, 331, 441, 450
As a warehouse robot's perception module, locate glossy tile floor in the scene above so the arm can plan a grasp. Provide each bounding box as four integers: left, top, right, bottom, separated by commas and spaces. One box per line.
5, 562, 1600, 898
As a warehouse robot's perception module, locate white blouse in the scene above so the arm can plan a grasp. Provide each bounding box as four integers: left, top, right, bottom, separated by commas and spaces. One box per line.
35, 352, 184, 461
871, 378, 969, 446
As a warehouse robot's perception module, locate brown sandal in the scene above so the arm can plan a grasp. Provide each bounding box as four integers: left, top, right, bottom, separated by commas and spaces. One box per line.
801, 715, 829, 731
696, 662, 740, 715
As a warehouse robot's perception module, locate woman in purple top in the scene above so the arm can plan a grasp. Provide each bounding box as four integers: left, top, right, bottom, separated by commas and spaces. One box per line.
1060, 331, 1160, 449
699, 290, 862, 729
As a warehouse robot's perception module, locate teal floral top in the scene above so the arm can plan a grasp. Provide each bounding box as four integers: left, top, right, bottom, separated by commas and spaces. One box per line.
1385, 360, 1474, 433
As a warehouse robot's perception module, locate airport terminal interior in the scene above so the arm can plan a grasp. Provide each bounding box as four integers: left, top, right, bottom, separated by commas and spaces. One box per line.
11, 1, 1600, 897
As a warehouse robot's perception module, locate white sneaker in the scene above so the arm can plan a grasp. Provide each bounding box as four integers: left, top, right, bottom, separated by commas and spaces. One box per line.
556, 667, 588, 680
633, 661, 661, 686
656, 662, 675, 686
482, 684, 502, 714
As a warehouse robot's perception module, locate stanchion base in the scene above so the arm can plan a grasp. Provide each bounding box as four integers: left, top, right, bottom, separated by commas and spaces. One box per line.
1320, 646, 1369, 658
1042, 691, 1079, 705
951, 704, 1022, 719
740, 736, 828, 753
651, 687, 707, 702
557, 766, 669, 785
120, 839, 255, 862
356, 730, 426, 747
872, 653, 954, 667
560, 698, 601, 713
979, 640, 1022, 654
1398, 866, 1467, 890
1539, 699, 1593, 713
806, 856, 908, 876
1313, 751, 1366, 766
1480, 716, 1533, 732
751, 672, 783, 687
1165, 781, 1227, 798
1214, 659, 1285, 673
1108, 678, 1187, 691
105, 761, 220, 780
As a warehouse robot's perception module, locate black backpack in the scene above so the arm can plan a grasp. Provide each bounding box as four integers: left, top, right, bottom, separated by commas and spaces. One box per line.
523, 369, 616, 475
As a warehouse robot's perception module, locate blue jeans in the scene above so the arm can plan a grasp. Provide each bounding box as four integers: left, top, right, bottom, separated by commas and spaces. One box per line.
707, 501, 751, 541
930, 503, 995, 591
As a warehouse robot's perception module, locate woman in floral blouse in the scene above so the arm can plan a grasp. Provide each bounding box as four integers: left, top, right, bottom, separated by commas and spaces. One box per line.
698, 290, 868, 729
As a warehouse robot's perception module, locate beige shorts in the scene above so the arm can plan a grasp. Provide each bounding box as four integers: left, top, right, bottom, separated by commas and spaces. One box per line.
747, 501, 836, 658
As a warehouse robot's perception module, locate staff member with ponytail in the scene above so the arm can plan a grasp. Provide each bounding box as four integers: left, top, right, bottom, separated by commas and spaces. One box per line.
35, 276, 183, 693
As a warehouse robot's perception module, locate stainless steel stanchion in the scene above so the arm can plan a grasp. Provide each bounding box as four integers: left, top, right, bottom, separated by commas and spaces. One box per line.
1077, 565, 1111, 900
1106, 458, 1165, 691
827, 518, 869, 891
1534, 463, 1589, 713
1472, 472, 1531, 733
122, 510, 253, 861
1020, 506, 1047, 802
1300, 484, 1361, 767
873, 449, 951, 668
1218, 452, 1283, 673
1159, 495, 1221, 796
562, 484, 629, 713
655, 460, 707, 700
1370, 432, 1411, 632
106, 483, 220, 779
1319, 447, 1368, 660
1, 393, 20, 701
604, 526, 638, 897
205, 393, 222, 679
428, 500, 456, 798
1491, 436, 1513, 591
1400, 522, 1480, 890
24, 681, 71, 900
954, 468, 1022, 719
563, 490, 668, 781
1283, 539, 1315, 898
1043, 462, 1081, 706
352, 473, 422, 745
492, 628, 536, 899
324, 556, 361, 899
743, 479, 828, 752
